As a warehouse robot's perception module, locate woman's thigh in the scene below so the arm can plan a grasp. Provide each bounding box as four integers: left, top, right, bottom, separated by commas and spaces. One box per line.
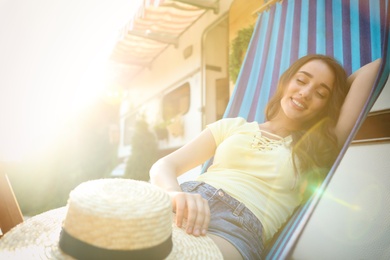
208, 233, 243, 260
181, 181, 264, 260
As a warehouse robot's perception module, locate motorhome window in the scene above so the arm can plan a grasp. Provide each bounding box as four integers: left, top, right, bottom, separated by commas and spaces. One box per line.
353, 109, 390, 143
123, 115, 136, 146
162, 83, 190, 121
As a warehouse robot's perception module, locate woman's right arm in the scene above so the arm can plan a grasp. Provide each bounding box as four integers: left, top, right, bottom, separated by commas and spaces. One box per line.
334, 58, 381, 146
149, 128, 217, 236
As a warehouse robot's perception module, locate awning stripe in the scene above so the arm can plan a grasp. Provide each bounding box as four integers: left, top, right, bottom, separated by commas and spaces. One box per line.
110, 0, 212, 77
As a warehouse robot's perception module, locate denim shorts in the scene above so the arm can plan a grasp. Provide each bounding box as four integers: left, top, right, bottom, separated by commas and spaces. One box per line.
180, 181, 264, 260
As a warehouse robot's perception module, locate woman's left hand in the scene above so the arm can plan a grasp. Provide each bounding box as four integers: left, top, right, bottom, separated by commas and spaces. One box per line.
169, 191, 210, 236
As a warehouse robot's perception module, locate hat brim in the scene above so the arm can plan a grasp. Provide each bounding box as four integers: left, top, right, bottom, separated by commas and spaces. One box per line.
0, 207, 222, 259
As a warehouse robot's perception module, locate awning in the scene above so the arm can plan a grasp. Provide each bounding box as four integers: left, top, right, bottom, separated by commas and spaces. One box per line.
109, 0, 220, 80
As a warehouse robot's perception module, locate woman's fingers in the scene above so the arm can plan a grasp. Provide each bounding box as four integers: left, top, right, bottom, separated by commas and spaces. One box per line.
172, 193, 186, 228
191, 194, 209, 236
201, 200, 210, 235
169, 191, 210, 236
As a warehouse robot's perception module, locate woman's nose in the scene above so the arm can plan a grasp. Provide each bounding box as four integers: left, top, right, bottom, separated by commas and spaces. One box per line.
299, 86, 312, 99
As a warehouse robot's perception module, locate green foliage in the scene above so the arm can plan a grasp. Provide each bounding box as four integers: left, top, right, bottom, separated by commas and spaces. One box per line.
124, 119, 158, 181
229, 25, 255, 84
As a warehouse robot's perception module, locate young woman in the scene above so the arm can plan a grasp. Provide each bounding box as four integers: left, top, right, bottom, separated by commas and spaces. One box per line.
150, 54, 381, 259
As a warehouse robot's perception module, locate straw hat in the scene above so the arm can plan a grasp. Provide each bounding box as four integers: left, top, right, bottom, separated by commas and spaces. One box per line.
0, 179, 223, 259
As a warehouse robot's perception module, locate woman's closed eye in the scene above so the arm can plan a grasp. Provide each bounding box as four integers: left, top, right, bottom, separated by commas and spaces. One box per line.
315, 89, 328, 99
316, 92, 325, 98
296, 78, 307, 85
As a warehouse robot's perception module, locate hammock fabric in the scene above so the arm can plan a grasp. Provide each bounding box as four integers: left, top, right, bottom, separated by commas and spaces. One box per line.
225, 0, 388, 122
205, 0, 390, 258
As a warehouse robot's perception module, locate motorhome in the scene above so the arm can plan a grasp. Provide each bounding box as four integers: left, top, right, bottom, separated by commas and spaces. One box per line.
110, 0, 262, 179
109, 0, 390, 258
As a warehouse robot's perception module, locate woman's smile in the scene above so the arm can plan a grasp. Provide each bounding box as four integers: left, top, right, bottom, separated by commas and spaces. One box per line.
279, 59, 335, 127
290, 97, 306, 110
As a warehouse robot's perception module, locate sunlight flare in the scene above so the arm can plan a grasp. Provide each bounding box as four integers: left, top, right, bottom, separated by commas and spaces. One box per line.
0, 0, 143, 162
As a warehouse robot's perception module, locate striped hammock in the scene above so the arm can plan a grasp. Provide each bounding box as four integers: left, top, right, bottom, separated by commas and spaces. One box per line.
207, 0, 390, 258
226, 0, 388, 123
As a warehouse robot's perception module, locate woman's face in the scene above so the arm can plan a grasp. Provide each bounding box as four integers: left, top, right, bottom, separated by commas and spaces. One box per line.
280, 59, 335, 126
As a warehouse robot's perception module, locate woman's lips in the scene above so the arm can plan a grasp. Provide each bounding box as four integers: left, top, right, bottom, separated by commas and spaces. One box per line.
291, 97, 306, 110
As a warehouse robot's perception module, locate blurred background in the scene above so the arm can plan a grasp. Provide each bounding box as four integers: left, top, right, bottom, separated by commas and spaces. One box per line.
0, 0, 262, 216
0, 0, 143, 215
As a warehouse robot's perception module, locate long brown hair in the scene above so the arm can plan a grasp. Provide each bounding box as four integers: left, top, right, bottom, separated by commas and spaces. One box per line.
265, 55, 349, 192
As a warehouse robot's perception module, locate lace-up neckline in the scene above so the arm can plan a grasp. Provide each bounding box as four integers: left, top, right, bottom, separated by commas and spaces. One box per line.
251, 129, 292, 151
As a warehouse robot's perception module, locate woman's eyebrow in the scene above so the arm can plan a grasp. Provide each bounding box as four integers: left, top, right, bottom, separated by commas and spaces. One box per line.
298, 71, 332, 92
